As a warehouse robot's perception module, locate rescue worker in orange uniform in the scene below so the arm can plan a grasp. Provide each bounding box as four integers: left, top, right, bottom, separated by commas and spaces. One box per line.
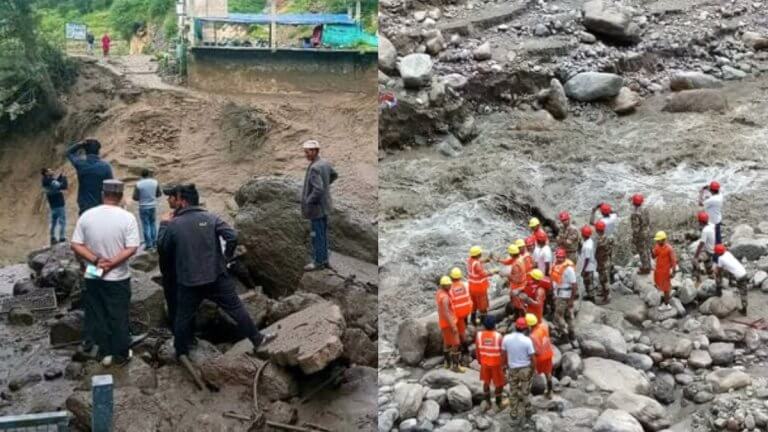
449, 267, 473, 359
475, 315, 508, 412
526, 313, 554, 398
467, 246, 497, 326
529, 217, 545, 239
526, 269, 550, 324
436, 276, 463, 372
498, 245, 527, 319
551, 247, 578, 343
652, 231, 677, 311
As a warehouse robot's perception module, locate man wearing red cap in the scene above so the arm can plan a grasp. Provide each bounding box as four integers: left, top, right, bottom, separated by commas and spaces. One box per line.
595, 220, 614, 304
693, 211, 716, 283
556, 211, 581, 264
501, 317, 535, 424
630, 193, 651, 274
578, 224, 597, 302
552, 247, 578, 342
590, 202, 619, 238
533, 230, 552, 276
713, 244, 748, 315
699, 181, 723, 246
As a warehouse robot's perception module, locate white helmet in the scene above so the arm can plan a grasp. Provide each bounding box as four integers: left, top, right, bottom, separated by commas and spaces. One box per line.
302, 139, 320, 149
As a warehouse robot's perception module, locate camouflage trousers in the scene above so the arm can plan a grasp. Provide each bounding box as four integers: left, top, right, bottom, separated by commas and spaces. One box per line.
566, 250, 579, 265
597, 264, 611, 297
734, 276, 749, 311
693, 251, 713, 281
507, 366, 532, 418
634, 238, 651, 271
554, 298, 574, 338
582, 271, 595, 299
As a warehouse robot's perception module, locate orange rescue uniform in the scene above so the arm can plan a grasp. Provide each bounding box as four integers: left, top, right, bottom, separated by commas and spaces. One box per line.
449, 280, 473, 338
526, 278, 551, 323
467, 257, 490, 313
530, 322, 554, 374
476, 330, 505, 388
653, 243, 677, 293
500, 257, 527, 311
436, 289, 459, 347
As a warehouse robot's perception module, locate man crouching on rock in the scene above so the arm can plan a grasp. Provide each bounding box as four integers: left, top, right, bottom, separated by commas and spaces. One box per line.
157, 184, 275, 360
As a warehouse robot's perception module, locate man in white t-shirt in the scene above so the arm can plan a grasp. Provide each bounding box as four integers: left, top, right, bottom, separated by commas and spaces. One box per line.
713, 244, 748, 315
71, 180, 140, 367
693, 211, 716, 282
699, 181, 723, 246
502, 317, 535, 424
590, 203, 619, 237
552, 248, 578, 342
533, 230, 552, 276
578, 225, 597, 301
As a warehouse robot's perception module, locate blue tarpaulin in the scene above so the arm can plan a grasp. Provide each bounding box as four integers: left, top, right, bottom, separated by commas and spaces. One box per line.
197, 12, 355, 26
322, 24, 378, 47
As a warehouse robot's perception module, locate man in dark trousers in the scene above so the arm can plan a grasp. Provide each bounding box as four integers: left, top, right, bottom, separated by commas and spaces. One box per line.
41, 168, 69, 245
301, 139, 338, 271
66, 139, 114, 215
157, 184, 181, 332
157, 184, 274, 358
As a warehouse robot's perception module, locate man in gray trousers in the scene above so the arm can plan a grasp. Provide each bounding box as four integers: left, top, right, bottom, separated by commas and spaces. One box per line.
301, 139, 338, 271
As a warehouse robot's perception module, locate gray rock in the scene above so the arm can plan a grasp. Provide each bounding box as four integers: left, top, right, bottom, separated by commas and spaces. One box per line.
50, 311, 83, 345
425, 33, 445, 56
652, 377, 676, 405
399, 418, 418, 431
705, 368, 751, 393
709, 342, 735, 365
420, 369, 483, 399
582, 0, 641, 44
425, 388, 447, 407
699, 291, 741, 318
579, 31, 597, 43
583, 357, 651, 395
435, 420, 471, 432
730, 237, 768, 261
606, 391, 671, 431
442, 74, 468, 89
575, 323, 628, 359
534, 23, 549, 37
379, 35, 397, 74
561, 407, 600, 426
446, 385, 472, 412
538, 78, 569, 120
397, 318, 429, 366
593, 409, 644, 432
417, 399, 440, 423
669, 72, 723, 91
722, 65, 747, 80
626, 353, 653, 371
12, 279, 35, 296
662, 89, 728, 113
342, 328, 377, 367
561, 351, 584, 379
688, 350, 712, 369
473, 42, 492, 61
399, 54, 434, 88
731, 224, 755, 243
8, 307, 34, 326
753, 271, 767, 286
394, 383, 426, 419
379, 408, 399, 432
581, 340, 608, 358
647, 304, 679, 322
612, 87, 641, 114
564, 72, 624, 102
679, 279, 698, 305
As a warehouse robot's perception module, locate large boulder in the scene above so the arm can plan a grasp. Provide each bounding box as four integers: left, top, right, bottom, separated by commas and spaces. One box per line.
394, 382, 426, 419
50, 311, 83, 345
593, 409, 644, 432
564, 72, 623, 102
561, 351, 584, 379
419, 369, 483, 401
606, 391, 670, 431
342, 328, 377, 367
396, 318, 429, 366
256, 301, 346, 374
537, 78, 569, 119
130, 271, 166, 328
266, 292, 324, 323
612, 87, 641, 114
669, 72, 723, 91
730, 237, 768, 261
234, 176, 376, 297
446, 384, 472, 412
582, 357, 650, 395
662, 89, 728, 113
582, 0, 641, 44
708, 342, 735, 365
575, 323, 628, 360
706, 369, 751, 393
688, 350, 712, 369
398, 54, 433, 89
699, 291, 742, 317
379, 35, 397, 74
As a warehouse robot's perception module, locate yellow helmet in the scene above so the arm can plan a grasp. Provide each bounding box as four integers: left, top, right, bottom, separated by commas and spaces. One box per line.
469, 246, 482, 257
507, 244, 520, 255
440, 276, 452, 286
528, 217, 541, 228
450, 267, 463, 279
529, 269, 544, 281
654, 231, 667, 241
525, 313, 538, 327
515, 239, 526, 248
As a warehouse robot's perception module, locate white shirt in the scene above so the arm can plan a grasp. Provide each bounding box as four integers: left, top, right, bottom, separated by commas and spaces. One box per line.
502, 333, 534, 368
72, 205, 140, 281
554, 266, 577, 298
578, 238, 597, 272
716, 251, 746, 279
700, 223, 716, 254
533, 245, 552, 272
601, 213, 619, 237
704, 194, 723, 225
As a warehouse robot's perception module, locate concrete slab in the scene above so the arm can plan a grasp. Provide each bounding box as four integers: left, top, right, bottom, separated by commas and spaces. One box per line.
438, 2, 529, 35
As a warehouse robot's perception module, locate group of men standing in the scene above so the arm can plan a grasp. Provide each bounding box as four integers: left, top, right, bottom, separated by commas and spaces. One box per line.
433, 181, 748, 424
39, 137, 337, 368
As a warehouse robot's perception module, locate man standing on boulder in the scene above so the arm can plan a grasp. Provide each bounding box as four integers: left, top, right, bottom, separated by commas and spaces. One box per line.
526, 313, 554, 398
630, 193, 651, 274
578, 225, 596, 302
436, 276, 462, 372
476, 316, 507, 412
301, 140, 338, 271
448, 267, 473, 359
556, 211, 580, 264
713, 244, 748, 315
157, 184, 274, 359
693, 211, 716, 283
66, 139, 114, 215
502, 317, 535, 425
595, 220, 614, 304
699, 181, 723, 246
652, 231, 677, 310
467, 246, 495, 326
133, 169, 161, 251
41, 168, 69, 245
552, 248, 577, 343
71, 180, 140, 366
498, 245, 526, 319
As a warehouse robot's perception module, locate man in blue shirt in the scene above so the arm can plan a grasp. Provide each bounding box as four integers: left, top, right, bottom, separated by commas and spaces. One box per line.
132, 169, 161, 250
41, 168, 68, 245
66, 139, 114, 215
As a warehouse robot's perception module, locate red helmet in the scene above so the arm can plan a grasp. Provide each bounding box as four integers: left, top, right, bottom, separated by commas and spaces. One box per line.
710, 181, 720, 192
535, 229, 548, 242
581, 225, 593, 238
600, 203, 612, 216
714, 244, 726, 255
697, 211, 709, 224
595, 220, 606, 233
632, 193, 644, 206
558, 211, 571, 222
525, 236, 535, 247
515, 317, 528, 330
555, 248, 567, 258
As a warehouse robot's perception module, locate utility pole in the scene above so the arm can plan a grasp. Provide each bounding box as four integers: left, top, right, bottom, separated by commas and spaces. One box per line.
270, 0, 277, 51
355, 0, 361, 22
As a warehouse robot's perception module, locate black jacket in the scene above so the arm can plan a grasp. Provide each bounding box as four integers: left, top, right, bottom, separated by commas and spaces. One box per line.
42, 174, 68, 208
157, 206, 237, 287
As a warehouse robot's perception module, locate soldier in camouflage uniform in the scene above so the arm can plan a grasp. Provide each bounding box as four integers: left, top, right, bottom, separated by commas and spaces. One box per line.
503, 318, 535, 424
595, 220, 614, 304
556, 211, 581, 264
630, 193, 651, 274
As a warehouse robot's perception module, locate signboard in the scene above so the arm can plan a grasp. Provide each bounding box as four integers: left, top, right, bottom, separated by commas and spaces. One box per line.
65, 23, 87, 40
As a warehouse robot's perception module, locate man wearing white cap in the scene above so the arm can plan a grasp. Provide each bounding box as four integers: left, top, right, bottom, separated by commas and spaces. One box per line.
301, 139, 338, 271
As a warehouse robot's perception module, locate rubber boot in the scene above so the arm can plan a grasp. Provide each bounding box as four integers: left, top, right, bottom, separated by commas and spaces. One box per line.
496, 395, 508, 412
451, 352, 465, 373
481, 391, 491, 412
545, 376, 553, 399
470, 312, 477, 327
479, 312, 487, 327
444, 354, 451, 370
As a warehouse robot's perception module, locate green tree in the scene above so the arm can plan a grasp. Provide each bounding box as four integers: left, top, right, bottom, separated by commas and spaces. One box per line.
108, 0, 149, 40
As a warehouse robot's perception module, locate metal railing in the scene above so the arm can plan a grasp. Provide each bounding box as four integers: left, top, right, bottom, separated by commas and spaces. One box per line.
0, 412, 70, 431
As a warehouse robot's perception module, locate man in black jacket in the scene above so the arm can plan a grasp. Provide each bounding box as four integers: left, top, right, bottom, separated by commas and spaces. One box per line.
41, 168, 68, 245
157, 184, 274, 357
